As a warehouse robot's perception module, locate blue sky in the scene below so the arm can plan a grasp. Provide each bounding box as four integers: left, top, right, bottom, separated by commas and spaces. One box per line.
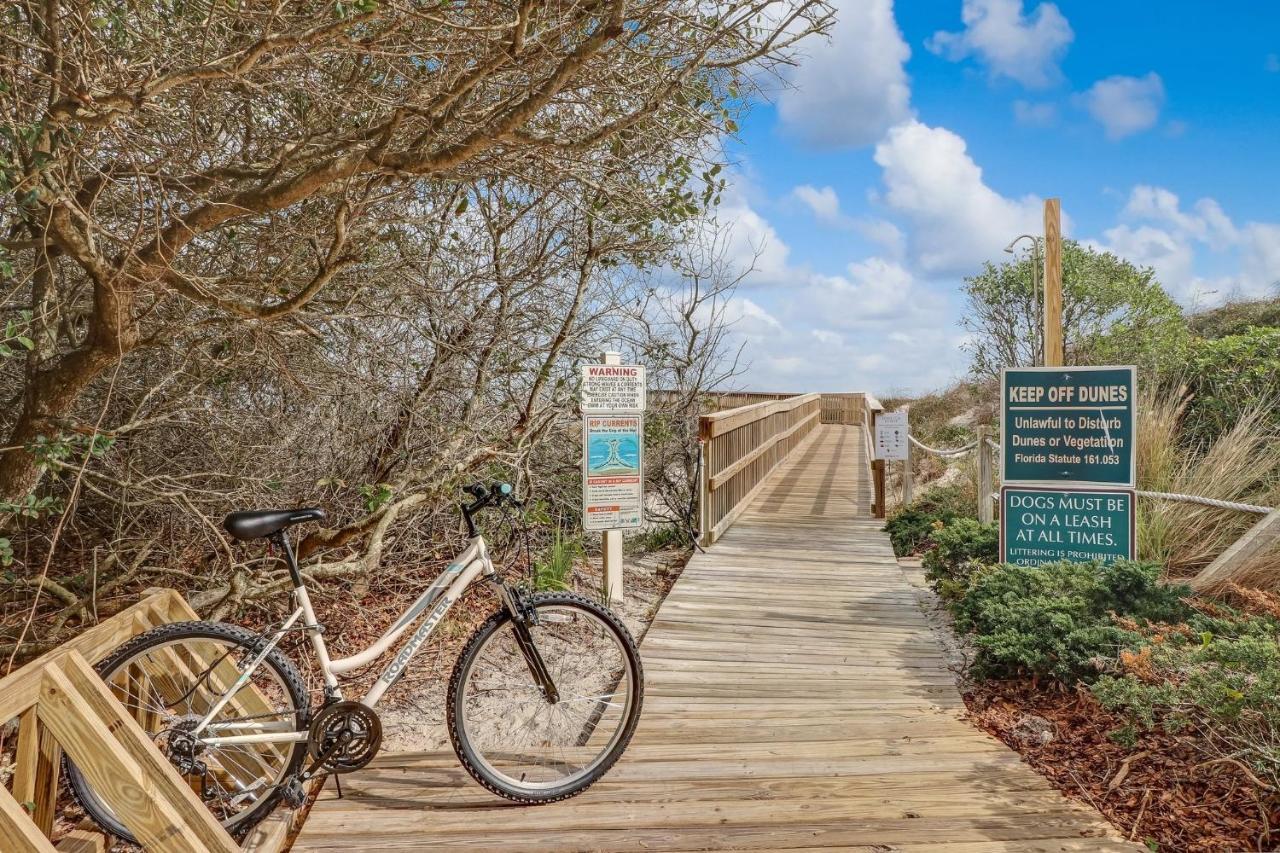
715, 0, 1280, 395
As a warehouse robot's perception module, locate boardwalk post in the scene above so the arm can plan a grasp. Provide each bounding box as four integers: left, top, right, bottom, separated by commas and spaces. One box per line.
977, 425, 994, 524
901, 405, 913, 505
871, 459, 886, 519
901, 452, 912, 505
697, 429, 710, 548
1043, 198, 1064, 367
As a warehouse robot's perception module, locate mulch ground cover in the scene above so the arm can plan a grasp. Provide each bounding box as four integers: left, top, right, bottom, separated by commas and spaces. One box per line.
965, 680, 1279, 852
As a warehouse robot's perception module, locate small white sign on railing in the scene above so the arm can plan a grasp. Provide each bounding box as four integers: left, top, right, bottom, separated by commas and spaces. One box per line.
875, 410, 908, 461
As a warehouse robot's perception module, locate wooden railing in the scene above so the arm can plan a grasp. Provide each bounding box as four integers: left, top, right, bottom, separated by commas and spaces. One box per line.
819, 392, 872, 425
697, 394, 822, 545
649, 389, 796, 413
0, 590, 295, 853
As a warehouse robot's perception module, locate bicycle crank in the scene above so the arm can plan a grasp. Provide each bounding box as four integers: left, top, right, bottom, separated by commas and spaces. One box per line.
306, 700, 383, 774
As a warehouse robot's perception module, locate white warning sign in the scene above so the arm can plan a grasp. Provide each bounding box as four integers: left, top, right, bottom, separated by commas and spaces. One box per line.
581, 364, 646, 413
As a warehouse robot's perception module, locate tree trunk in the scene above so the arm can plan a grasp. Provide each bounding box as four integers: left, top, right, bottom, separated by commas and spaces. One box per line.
0, 273, 137, 523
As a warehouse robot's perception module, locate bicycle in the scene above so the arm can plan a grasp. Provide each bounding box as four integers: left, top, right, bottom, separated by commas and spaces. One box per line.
67, 482, 644, 843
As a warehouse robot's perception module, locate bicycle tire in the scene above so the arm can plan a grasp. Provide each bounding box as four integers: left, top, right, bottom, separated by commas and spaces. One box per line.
447, 591, 643, 803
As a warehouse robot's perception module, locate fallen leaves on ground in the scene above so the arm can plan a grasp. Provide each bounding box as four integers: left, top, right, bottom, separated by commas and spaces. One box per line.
965, 680, 1279, 853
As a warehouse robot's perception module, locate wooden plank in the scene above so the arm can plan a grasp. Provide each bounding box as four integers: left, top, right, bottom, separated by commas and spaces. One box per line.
0, 590, 189, 721
1192, 507, 1280, 591
703, 393, 819, 438
39, 654, 240, 853
708, 424, 822, 541
55, 829, 106, 853
0, 780, 57, 853
10, 707, 61, 837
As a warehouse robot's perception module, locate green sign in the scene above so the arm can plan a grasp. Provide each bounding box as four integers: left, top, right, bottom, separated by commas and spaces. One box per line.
1001, 487, 1135, 566
1001, 366, 1136, 488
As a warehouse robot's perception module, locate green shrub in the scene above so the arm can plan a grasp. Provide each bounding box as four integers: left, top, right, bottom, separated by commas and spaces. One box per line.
1188, 296, 1280, 339
884, 484, 974, 557
626, 523, 686, 553
922, 518, 998, 603
953, 560, 1191, 684
1180, 327, 1280, 446
533, 528, 583, 591
1092, 610, 1280, 789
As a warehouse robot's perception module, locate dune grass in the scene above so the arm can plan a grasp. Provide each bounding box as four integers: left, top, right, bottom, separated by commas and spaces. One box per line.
1137, 388, 1280, 588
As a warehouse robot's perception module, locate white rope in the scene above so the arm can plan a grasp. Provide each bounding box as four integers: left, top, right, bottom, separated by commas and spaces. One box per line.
1137, 490, 1271, 515
908, 435, 978, 457
968, 436, 1270, 515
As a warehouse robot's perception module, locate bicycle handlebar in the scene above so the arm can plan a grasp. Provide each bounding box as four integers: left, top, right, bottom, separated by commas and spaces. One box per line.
460, 481, 523, 536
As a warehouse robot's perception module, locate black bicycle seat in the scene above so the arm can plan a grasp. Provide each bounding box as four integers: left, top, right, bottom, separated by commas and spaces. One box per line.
223, 507, 326, 541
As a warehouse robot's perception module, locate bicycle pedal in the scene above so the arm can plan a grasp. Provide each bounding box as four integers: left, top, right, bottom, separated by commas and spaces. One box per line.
280, 777, 307, 809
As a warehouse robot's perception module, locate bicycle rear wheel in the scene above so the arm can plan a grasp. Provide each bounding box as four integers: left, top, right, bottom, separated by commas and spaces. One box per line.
447, 592, 643, 802
65, 621, 309, 841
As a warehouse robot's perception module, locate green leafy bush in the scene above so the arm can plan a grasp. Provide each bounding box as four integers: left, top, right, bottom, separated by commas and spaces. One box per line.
953, 560, 1191, 684
884, 484, 974, 557
1180, 327, 1280, 446
1092, 610, 1280, 789
922, 518, 998, 603
1188, 296, 1280, 339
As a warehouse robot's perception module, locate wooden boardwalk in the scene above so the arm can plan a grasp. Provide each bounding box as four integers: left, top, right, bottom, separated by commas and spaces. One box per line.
292, 425, 1129, 852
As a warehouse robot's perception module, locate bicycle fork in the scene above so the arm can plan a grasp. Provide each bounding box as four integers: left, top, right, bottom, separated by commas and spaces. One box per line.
499, 584, 560, 704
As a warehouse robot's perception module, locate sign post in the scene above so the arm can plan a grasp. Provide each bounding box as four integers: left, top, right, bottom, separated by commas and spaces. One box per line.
999, 365, 1136, 566
1043, 198, 1063, 367
581, 353, 645, 604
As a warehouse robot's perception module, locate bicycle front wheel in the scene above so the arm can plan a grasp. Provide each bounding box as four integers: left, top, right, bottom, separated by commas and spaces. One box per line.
447, 592, 643, 802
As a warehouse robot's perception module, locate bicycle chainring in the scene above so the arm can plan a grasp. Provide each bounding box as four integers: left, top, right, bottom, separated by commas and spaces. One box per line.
307, 700, 382, 773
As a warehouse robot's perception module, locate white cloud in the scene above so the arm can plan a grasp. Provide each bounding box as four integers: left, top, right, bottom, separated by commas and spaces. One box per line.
1122, 186, 1238, 249
1240, 223, 1280, 295
926, 0, 1073, 88
789, 184, 906, 256
721, 296, 785, 339
1076, 73, 1165, 139
872, 119, 1043, 273
791, 185, 842, 225
776, 0, 912, 148
711, 180, 792, 288
1097, 224, 1197, 296
1091, 185, 1280, 302
702, 184, 963, 392
1012, 99, 1058, 127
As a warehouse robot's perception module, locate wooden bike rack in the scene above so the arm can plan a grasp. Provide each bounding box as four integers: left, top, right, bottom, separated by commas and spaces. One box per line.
1, 590, 299, 852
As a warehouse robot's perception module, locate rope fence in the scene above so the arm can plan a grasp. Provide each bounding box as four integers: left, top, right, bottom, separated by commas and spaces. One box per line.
902, 428, 1277, 518
907, 435, 978, 457
897, 421, 1280, 590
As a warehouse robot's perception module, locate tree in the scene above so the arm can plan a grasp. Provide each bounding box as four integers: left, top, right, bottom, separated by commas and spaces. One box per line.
0, 0, 834, 517
960, 240, 1188, 378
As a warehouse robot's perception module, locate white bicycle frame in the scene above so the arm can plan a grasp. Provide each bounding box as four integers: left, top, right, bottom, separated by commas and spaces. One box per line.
191, 534, 511, 748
